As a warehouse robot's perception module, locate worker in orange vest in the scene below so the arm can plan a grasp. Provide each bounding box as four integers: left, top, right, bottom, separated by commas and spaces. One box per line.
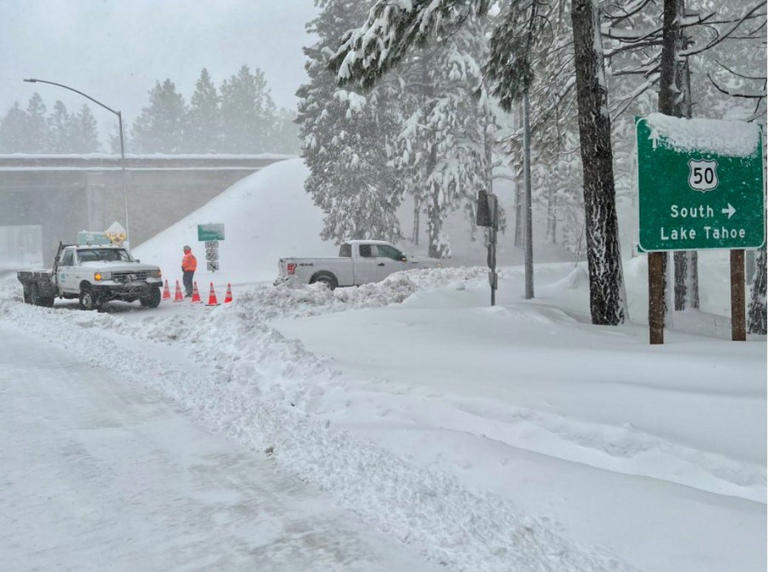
181, 245, 197, 297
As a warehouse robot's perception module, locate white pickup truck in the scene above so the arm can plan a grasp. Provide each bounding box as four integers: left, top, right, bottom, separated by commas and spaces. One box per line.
276, 240, 437, 289
18, 242, 163, 310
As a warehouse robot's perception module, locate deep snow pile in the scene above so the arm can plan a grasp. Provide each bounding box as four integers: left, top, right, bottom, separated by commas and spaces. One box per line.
0, 270, 631, 572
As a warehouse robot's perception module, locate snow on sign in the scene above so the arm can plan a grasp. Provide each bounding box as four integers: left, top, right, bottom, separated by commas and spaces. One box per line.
197, 223, 225, 242
636, 113, 765, 252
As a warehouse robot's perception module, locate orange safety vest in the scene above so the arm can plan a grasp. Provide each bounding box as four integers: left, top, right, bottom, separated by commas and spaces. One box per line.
182, 252, 197, 272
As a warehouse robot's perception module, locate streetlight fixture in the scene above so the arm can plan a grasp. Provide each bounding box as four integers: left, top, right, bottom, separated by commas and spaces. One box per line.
23, 78, 130, 244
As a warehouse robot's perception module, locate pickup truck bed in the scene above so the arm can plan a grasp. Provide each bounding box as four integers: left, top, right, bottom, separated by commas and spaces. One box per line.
17, 269, 56, 306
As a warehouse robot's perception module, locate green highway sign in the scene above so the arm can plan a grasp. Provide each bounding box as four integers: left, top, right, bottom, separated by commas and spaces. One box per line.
197, 223, 225, 242
636, 117, 765, 252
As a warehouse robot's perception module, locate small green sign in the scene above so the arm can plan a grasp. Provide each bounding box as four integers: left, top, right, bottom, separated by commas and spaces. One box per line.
636, 116, 765, 252
197, 223, 225, 242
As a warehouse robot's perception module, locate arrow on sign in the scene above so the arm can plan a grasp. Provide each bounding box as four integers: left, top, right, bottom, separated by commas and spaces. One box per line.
722, 203, 736, 219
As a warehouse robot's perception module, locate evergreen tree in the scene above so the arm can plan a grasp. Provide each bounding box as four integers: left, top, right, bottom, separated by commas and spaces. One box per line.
69, 104, 101, 153
297, 0, 404, 244
48, 101, 71, 153
26, 92, 52, 152
0, 102, 30, 152
186, 68, 221, 153
395, 18, 492, 258
329, 0, 627, 322
220, 65, 276, 153
131, 79, 187, 153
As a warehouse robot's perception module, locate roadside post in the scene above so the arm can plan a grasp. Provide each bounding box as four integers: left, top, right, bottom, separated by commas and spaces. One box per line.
197, 223, 225, 272
477, 191, 499, 306
636, 115, 765, 344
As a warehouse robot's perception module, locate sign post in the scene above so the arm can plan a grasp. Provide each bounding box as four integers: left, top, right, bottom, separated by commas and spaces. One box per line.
198, 223, 225, 273
477, 191, 499, 306
636, 115, 765, 343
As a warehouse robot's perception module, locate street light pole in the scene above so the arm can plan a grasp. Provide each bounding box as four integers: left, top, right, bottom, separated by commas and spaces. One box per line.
117, 110, 129, 246
23, 78, 130, 244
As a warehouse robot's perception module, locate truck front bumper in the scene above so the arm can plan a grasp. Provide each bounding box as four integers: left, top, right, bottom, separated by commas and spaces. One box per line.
92, 278, 162, 299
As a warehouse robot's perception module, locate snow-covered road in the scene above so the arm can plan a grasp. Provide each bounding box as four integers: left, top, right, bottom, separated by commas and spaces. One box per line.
1, 261, 764, 572
0, 322, 441, 572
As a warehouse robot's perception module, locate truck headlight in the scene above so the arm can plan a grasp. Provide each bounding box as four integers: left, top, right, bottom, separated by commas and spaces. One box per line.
152, 269, 162, 278
94, 271, 111, 281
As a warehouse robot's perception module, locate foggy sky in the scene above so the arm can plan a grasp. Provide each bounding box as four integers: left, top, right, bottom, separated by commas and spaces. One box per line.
0, 0, 319, 134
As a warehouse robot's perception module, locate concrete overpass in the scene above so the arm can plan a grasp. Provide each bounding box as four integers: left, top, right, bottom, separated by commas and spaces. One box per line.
0, 154, 290, 265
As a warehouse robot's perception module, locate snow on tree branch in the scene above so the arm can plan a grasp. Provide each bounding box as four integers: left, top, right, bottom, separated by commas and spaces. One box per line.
329, 0, 489, 88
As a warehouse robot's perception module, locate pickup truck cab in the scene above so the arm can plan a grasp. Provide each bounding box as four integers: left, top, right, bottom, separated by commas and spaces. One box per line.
276, 240, 437, 289
18, 243, 163, 310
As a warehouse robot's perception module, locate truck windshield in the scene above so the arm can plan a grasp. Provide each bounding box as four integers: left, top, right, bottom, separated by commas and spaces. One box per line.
339, 244, 352, 257
77, 248, 133, 263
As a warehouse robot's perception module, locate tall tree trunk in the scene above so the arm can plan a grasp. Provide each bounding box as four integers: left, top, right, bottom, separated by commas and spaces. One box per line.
514, 105, 524, 248
412, 196, 420, 246
571, 0, 626, 324
426, 145, 446, 258
523, 88, 534, 299
546, 188, 557, 244
748, 246, 767, 334
682, 52, 699, 309
668, 18, 700, 311
658, 0, 686, 322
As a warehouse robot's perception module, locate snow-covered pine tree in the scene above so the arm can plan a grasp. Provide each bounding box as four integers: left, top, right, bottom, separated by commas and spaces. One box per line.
219, 65, 276, 153
486, 0, 580, 252
48, 101, 70, 153
0, 102, 29, 152
68, 104, 100, 153
131, 79, 187, 153
26, 92, 51, 153
395, 14, 492, 258
185, 68, 221, 153
297, 0, 404, 243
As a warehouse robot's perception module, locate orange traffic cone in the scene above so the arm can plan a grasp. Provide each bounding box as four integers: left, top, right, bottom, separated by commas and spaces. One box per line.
173, 280, 183, 302
224, 283, 233, 303
191, 281, 201, 303
162, 280, 171, 300
206, 282, 219, 306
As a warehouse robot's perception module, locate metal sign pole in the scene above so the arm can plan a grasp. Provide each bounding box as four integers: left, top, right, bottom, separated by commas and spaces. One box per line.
648, 252, 665, 344
730, 249, 746, 341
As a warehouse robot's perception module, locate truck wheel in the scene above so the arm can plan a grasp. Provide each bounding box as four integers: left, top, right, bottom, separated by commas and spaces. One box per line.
310, 272, 338, 291
79, 287, 101, 311
140, 286, 161, 308
22, 285, 31, 304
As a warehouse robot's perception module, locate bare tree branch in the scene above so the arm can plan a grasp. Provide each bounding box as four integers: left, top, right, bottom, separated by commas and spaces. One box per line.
682, 2, 765, 57
707, 74, 767, 99
715, 60, 767, 81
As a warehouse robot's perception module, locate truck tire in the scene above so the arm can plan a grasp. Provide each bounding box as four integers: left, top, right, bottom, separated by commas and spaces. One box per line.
309, 271, 338, 291
79, 286, 101, 311
140, 286, 161, 308
22, 284, 31, 304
